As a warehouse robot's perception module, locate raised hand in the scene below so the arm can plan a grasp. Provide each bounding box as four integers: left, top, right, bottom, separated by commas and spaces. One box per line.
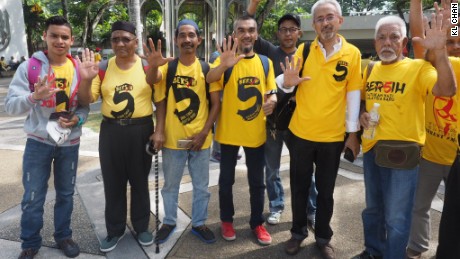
32, 75, 60, 100
280, 56, 310, 88
77, 48, 99, 81
413, 13, 447, 51
217, 36, 245, 68
142, 38, 174, 68
435, 0, 458, 25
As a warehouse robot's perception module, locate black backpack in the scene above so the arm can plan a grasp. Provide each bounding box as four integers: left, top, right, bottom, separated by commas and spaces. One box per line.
268, 42, 310, 130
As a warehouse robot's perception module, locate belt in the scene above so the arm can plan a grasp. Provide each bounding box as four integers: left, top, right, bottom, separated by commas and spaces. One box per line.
103, 115, 152, 126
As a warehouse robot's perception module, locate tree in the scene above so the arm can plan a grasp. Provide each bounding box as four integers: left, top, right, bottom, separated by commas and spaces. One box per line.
78, 0, 120, 47
61, 0, 68, 21
252, 0, 310, 43
128, 0, 143, 54
23, 1, 47, 54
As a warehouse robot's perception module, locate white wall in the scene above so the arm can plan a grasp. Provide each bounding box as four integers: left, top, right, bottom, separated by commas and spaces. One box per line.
0, 0, 28, 60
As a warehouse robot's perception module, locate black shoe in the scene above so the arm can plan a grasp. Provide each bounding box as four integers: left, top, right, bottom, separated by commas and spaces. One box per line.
285, 237, 303, 255
352, 250, 382, 259
317, 242, 335, 259
155, 224, 176, 244
57, 238, 80, 258
192, 225, 216, 243
18, 248, 38, 259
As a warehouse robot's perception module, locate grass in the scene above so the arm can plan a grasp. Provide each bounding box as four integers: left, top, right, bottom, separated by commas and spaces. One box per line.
84, 112, 102, 133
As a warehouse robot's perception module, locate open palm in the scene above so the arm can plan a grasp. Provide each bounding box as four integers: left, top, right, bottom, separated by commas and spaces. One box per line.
412, 12, 447, 51
217, 36, 244, 68
142, 38, 174, 68
281, 56, 310, 87
78, 48, 99, 81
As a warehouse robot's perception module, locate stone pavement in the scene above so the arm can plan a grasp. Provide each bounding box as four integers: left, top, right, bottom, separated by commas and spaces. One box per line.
0, 77, 443, 259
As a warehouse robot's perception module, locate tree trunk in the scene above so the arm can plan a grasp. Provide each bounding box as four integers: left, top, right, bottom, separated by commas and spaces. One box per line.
61, 0, 69, 21
128, 0, 143, 54
256, 0, 276, 31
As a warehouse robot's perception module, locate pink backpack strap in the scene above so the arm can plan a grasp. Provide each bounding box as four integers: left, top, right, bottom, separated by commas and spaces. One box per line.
67, 54, 80, 105
27, 57, 42, 92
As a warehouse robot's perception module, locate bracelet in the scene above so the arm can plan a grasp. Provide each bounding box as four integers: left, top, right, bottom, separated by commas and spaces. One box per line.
77, 115, 85, 127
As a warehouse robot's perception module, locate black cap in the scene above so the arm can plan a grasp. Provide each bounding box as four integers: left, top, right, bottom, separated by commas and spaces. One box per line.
278, 14, 301, 28
111, 21, 136, 35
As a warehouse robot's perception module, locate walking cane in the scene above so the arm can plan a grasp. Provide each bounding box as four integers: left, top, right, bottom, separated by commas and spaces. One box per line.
146, 141, 160, 253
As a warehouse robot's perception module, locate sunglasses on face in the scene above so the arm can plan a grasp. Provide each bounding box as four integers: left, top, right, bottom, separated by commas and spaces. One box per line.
110, 37, 136, 44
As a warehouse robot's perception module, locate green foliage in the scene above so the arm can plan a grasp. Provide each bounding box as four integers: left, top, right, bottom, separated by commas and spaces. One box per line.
254, 0, 310, 43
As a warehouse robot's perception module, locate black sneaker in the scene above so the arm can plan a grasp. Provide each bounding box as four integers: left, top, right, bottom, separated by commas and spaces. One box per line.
155, 224, 176, 244
352, 250, 382, 259
191, 225, 216, 243
18, 248, 38, 259
57, 238, 80, 258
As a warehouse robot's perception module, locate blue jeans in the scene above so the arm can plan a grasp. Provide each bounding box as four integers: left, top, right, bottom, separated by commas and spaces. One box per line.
362, 149, 418, 259
20, 138, 79, 250
219, 144, 265, 229
161, 147, 211, 227
265, 129, 317, 216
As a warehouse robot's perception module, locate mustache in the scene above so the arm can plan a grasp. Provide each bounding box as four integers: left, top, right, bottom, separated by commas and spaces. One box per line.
321, 25, 333, 31
380, 47, 395, 54
181, 43, 194, 48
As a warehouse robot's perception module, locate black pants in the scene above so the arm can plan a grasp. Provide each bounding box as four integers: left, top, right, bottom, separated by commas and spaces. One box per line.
219, 144, 265, 229
99, 120, 153, 237
288, 130, 344, 242
437, 152, 460, 258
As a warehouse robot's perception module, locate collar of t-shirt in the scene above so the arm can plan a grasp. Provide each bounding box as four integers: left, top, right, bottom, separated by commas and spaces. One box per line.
317, 37, 343, 61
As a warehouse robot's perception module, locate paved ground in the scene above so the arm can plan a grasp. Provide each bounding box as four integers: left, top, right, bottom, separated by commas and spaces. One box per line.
0, 76, 442, 258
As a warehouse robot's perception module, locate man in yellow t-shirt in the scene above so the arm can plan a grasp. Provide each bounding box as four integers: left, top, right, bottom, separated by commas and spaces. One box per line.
281, 1, 361, 257
406, 1, 459, 258
207, 15, 277, 246
78, 21, 155, 252
353, 15, 456, 259
94, 47, 102, 62
144, 19, 221, 244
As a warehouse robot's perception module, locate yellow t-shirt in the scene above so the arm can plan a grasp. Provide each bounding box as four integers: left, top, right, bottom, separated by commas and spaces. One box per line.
289, 36, 362, 142
361, 58, 437, 153
423, 92, 457, 165
210, 54, 277, 147
91, 56, 153, 118
95, 53, 102, 62
51, 59, 74, 112
154, 58, 219, 150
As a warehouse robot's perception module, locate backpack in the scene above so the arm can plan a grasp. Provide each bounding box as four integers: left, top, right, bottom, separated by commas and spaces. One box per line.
269, 41, 311, 131
27, 53, 80, 92
223, 54, 269, 86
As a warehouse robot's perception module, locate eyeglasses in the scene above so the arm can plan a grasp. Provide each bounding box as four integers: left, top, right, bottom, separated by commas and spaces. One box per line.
279, 27, 299, 34
110, 37, 136, 44
314, 15, 336, 24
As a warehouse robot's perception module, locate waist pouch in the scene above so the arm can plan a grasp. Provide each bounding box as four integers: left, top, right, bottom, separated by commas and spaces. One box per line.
374, 140, 421, 169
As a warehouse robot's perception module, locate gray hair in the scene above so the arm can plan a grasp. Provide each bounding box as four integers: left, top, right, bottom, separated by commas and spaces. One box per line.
374, 16, 407, 38
311, 0, 342, 17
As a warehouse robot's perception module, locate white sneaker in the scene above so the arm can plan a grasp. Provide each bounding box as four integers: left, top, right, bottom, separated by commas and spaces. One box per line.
267, 211, 282, 225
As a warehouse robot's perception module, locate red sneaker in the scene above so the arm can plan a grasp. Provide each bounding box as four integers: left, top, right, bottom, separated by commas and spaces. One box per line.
253, 225, 272, 245
221, 222, 236, 241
